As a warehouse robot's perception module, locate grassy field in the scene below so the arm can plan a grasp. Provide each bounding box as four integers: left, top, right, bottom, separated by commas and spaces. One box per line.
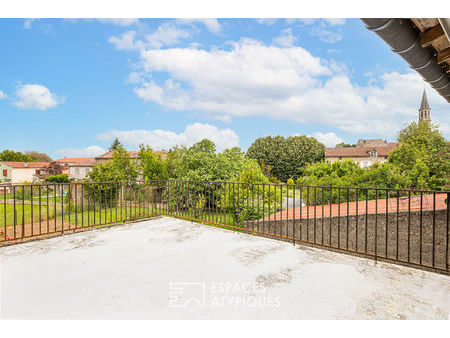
0, 203, 156, 228
0, 203, 56, 227
1, 202, 278, 241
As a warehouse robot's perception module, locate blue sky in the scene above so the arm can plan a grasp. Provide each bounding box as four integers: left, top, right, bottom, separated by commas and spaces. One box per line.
0, 18, 448, 159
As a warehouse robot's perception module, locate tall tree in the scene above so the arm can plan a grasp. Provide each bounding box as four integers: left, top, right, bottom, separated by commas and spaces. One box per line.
25, 151, 52, 162
139, 146, 168, 181
108, 137, 123, 151
246, 135, 325, 182
88, 147, 139, 183
388, 121, 449, 189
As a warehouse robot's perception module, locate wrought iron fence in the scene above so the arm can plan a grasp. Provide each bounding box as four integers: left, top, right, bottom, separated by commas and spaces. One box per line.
1, 180, 448, 274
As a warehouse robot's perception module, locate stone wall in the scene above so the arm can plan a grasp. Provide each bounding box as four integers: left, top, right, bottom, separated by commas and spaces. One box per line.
244, 209, 449, 271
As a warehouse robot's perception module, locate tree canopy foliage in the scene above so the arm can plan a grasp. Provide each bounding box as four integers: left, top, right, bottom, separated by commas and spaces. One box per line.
25, 151, 52, 162
246, 135, 325, 182
108, 137, 124, 151
388, 122, 449, 190
335, 142, 356, 148
0, 149, 37, 162
297, 121, 449, 204
170, 139, 261, 182
139, 145, 168, 181
85, 148, 140, 206
88, 148, 139, 183
38, 161, 64, 179
162, 139, 274, 223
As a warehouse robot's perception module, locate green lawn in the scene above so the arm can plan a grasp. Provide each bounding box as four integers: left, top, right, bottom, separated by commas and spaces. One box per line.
65, 205, 155, 227
0, 203, 156, 228
0, 203, 56, 227
1, 201, 280, 237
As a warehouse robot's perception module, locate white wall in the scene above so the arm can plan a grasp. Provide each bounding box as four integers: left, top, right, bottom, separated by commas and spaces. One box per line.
10, 168, 39, 183
69, 166, 92, 180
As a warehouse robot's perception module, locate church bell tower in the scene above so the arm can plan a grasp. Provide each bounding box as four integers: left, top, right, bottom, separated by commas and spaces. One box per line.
418, 89, 431, 123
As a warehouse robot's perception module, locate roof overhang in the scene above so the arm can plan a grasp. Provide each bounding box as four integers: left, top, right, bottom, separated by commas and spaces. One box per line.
361, 18, 450, 103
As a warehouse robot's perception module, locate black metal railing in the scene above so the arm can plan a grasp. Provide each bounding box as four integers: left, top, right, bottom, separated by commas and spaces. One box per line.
1, 180, 448, 274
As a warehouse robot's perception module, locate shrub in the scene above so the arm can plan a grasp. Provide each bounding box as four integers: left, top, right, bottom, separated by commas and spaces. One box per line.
218, 160, 281, 225
11, 181, 37, 200
44, 174, 70, 183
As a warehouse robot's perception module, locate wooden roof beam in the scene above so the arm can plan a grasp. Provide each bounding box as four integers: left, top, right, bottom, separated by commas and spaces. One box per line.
437, 47, 450, 64
421, 24, 445, 47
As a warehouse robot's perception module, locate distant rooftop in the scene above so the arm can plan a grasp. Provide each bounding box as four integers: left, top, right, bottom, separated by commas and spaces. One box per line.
1, 162, 50, 168
55, 158, 96, 166
325, 143, 398, 158
95, 150, 167, 160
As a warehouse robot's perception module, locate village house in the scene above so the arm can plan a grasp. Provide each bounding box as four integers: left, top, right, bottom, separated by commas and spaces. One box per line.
95, 150, 167, 164
54, 157, 96, 180
325, 90, 432, 168
325, 142, 398, 168
0, 161, 50, 184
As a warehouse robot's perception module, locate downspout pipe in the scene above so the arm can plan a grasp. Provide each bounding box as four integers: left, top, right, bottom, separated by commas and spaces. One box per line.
361, 18, 450, 103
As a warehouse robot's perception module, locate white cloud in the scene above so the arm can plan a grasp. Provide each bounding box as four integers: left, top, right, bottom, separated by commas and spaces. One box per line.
0, 90, 7, 100
311, 24, 343, 43
109, 23, 190, 51
96, 18, 139, 26
126, 72, 144, 84
97, 123, 239, 152
23, 19, 38, 29
56, 145, 106, 158
176, 19, 221, 33
286, 19, 344, 43
145, 23, 190, 49
256, 18, 278, 26
308, 132, 344, 147
273, 28, 296, 47
109, 30, 139, 50
286, 18, 345, 26
111, 26, 448, 140
323, 18, 346, 26
13, 84, 64, 111
135, 38, 329, 119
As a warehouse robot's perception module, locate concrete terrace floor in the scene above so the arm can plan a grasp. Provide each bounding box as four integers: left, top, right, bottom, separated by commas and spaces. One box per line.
1, 217, 449, 319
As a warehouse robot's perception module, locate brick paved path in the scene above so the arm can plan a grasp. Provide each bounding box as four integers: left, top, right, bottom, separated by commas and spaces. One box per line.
265, 193, 447, 221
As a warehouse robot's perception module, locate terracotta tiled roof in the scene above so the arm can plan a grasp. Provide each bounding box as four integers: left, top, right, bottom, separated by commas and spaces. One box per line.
96, 150, 140, 159
325, 144, 399, 158
2, 162, 50, 168
95, 150, 167, 160
55, 158, 96, 166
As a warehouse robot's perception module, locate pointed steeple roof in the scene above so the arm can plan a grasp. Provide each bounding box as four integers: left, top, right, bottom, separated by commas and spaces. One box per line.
420, 89, 430, 110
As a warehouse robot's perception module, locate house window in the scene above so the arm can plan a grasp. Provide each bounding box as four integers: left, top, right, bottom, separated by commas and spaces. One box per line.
35, 169, 40, 175
361, 161, 369, 168
2, 169, 7, 177
75, 167, 80, 175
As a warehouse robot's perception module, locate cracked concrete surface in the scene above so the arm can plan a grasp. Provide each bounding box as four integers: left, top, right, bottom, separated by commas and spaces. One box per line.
1, 217, 449, 319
